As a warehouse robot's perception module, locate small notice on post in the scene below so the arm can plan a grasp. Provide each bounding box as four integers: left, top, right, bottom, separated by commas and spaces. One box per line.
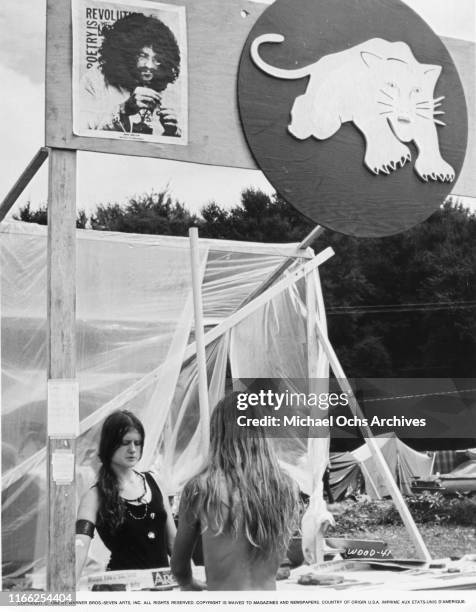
52, 450, 75, 485
47, 378, 80, 438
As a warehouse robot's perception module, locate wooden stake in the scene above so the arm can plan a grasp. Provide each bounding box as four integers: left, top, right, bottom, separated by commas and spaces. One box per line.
189, 228, 210, 457
313, 316, 432, 561
47, 148, 77, 592
0, 148, 49, 222
303, 271, 332, 564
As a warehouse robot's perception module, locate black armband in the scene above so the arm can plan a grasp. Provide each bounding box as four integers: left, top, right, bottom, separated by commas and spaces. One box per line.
75, 519, 95, 538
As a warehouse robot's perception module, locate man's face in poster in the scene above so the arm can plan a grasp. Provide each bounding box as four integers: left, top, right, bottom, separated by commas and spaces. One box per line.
96, 14, 182, 94
136, 46, 167, 88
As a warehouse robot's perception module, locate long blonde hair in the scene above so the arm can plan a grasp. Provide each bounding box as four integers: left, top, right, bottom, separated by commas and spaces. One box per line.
182, 392, 298, 558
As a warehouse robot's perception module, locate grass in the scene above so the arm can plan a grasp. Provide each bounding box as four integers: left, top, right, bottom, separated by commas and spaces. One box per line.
336, 524, 476, 560
327, 497, 476, 560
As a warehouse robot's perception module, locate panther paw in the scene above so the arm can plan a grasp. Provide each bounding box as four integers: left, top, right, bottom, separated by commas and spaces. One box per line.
365, 145, 411, 176
415, 156, 455, 183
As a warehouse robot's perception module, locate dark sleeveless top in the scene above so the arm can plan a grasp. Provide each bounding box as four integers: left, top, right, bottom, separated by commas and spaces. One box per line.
95, 472, 169, 571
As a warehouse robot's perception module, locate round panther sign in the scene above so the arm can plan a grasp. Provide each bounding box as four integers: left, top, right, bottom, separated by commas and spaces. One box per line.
238, 0, 467, 237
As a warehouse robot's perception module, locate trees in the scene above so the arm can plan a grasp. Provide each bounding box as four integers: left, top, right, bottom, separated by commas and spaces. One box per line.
89, 191, 199, 235
14, 202, 88, 228
313, 199, 476, 378
200, 189, 313, 242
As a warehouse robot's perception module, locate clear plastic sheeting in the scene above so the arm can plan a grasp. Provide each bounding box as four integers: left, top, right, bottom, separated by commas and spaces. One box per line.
1, 220, 322, 583
229, 270, 329, 495
159, 335, 230, 492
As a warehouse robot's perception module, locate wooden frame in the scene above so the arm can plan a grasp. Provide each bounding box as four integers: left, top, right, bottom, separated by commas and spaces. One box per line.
44, 0, 474, 185
0, 148, 49, 223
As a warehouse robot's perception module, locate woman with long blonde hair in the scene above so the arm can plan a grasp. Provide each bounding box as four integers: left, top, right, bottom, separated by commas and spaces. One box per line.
171, 392, 298, 590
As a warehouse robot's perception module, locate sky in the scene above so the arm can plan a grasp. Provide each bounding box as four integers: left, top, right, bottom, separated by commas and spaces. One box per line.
0, 0, 474, 218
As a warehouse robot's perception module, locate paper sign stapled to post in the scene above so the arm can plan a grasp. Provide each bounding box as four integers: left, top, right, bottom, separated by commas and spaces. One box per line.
47, 378, 80, 438
52, 450, 75, 485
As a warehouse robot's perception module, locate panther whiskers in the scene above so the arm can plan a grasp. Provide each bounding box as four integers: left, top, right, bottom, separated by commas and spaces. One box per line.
416, 97, 447, 126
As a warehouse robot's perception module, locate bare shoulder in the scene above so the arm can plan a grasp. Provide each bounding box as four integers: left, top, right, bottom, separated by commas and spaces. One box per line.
179, 472, 208, 513
77, 484, 100, 522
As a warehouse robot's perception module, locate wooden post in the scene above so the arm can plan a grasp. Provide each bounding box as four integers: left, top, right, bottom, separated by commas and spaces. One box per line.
0, 148, 49, 222
189, 228, 210, 458
47, 148, 77, 592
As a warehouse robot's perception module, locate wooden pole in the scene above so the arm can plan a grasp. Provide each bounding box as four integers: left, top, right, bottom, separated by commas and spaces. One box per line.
47, 148, 77, 592
0, 147, 49, 222
306, 271, 330, 489
238, 225, 324, 308
312, 316, 432, 561
189, 228, 210, 457
0, 227, 2, 588
302, 271, 332, 564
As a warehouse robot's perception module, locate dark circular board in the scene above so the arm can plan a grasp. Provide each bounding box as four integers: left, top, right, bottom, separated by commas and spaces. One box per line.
238, 0, 467, 237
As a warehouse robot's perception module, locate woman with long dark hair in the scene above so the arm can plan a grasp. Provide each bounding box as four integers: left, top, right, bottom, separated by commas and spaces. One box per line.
75, 410, 175, 581
171, 393, 298, 590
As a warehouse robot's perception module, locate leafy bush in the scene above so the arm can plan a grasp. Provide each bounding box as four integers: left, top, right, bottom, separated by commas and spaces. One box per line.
329, 494, 476, 536
329, 498, 393, 534
380, 492, 476, 526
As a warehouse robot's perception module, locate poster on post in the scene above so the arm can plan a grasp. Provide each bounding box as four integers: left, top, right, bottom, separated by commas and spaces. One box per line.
72, 0, 188, 144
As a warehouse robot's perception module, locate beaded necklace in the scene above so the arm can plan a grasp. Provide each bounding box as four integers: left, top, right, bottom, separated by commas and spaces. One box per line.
122, 472, 148, 520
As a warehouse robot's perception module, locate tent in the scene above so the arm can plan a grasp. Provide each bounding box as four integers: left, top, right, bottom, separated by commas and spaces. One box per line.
329, 433, 433, 500
1, 220, 329, 583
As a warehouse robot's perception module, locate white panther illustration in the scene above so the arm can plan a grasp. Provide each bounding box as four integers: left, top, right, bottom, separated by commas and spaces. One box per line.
251, 35, 455, 182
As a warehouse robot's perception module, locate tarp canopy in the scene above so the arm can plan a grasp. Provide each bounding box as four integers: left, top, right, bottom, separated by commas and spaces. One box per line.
440, 459, 476, 480
329, 433, 433, 500
1, 221, 328, 583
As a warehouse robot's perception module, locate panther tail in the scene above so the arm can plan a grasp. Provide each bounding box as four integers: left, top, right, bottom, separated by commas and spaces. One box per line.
250, 34, 312, 80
